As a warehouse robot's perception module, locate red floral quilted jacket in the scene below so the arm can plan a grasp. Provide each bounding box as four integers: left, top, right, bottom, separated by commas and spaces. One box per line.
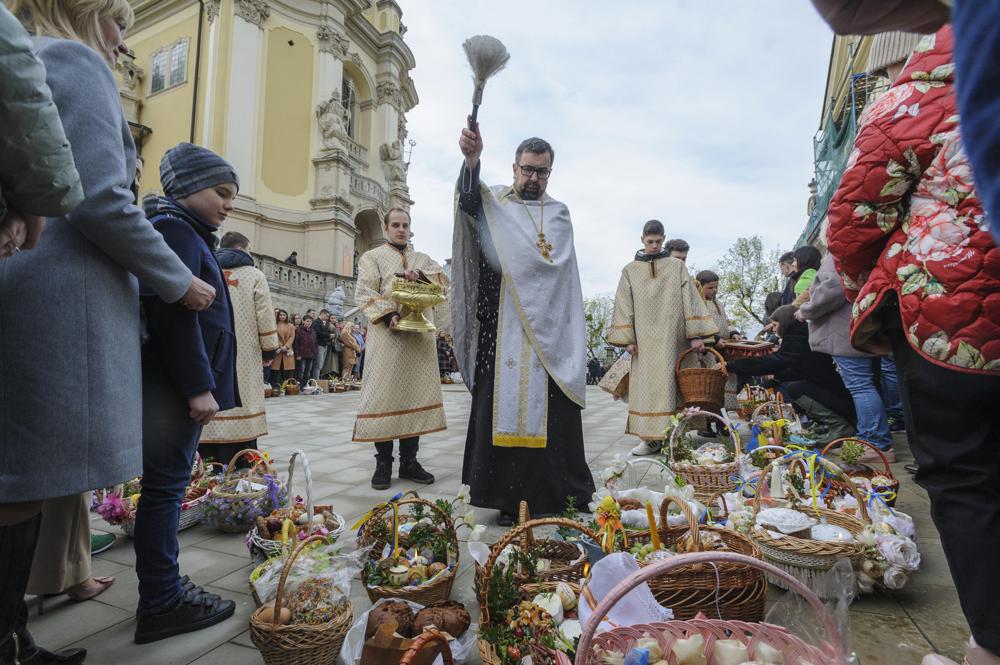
827, 26, 1000, 374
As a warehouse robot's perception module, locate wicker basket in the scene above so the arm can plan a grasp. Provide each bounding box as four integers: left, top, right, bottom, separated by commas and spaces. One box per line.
478, 517, 591, 665
356, 493, 459, 606
723, 339, 777, 360
400, 629, 455, 665
575, 552, 851, 665
750, 452, 869, 599
246, 450, 346, 563
751, 394, 802, 446
736, 385, 772, 420
627, 496, 766, 621
820, 438, 900, 508
203, 449, 287, 534
666, 409, 741, 503
676, 346, 727, 410
601, 458, 681, 542
249, 535, 353, 665
474, 501, 597, 592
282, 378, 300, 396
112, 454, 211, 537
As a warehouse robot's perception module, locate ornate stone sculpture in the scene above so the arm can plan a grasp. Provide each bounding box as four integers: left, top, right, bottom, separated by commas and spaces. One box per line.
235, 0, 269, 27
317, 24, 350, 57
380, 140, 407, 186
205, 0, 221, 23
376, 80, 402, 111
317, 92, 350, 149
115, 57, 144, 93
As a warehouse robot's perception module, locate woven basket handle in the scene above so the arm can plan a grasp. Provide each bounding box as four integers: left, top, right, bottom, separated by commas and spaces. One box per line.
657, 495, 701, 558
480, 517, 600, 625
271, 534, 328, 626
667, 408, 742, 463
675, 345, 728, 376
285, 450, 315, 537
751, 452, 871, 523
400, 629, 454, 665
517, 500, 535, 550
573, 551, 851, 665
821, 437, 893, 477
615, 458, 676, 491
706, 491, 730, 522
362, 496, 459, 564
223, 448, 275, 480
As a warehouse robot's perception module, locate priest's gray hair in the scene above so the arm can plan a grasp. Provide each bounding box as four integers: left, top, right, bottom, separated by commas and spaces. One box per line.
515, 137, 554, 164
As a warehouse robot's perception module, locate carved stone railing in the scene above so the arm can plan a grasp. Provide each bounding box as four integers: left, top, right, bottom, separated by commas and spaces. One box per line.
344, 136, 369, 168
350, 173, 388, 208
254, 253, 356, 316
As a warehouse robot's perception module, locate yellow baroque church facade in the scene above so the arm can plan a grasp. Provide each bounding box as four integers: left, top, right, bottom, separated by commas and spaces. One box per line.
117, 0, 418, 311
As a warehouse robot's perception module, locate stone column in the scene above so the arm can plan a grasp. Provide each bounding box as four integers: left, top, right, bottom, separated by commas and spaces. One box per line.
200, 0, 222, 148
225, 0, 269, 198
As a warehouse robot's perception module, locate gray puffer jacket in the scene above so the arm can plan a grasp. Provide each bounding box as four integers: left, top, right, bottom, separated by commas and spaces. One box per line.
799, 253, 874, 358
0, 4, 82, 219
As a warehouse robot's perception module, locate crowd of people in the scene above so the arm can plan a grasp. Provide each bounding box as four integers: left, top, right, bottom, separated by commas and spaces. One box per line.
1, 0, 998, 663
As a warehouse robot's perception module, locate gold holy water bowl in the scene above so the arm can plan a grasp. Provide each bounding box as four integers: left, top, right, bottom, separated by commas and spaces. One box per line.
389, 278, 446, 333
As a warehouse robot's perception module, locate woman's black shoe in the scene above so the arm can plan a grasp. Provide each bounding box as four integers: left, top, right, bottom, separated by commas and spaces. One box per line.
496, 512, 515, 527
134, 585, 235, 644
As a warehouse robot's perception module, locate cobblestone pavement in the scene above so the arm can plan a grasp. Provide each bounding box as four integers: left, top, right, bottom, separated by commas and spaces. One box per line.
28, 385, 967, 664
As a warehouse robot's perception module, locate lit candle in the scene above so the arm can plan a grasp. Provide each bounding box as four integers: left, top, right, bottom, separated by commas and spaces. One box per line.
646, 501, 661, 551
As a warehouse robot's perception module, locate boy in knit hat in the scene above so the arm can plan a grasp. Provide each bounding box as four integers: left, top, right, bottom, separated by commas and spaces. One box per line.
133, 143, 240, 643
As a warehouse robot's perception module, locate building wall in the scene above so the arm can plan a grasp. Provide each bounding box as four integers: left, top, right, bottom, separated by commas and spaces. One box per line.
121, 0, 418, 284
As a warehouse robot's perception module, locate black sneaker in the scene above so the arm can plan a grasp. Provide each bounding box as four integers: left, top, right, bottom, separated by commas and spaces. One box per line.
371, 460, 392, 490
134, 585, 235, 644
399, 459, 435, 485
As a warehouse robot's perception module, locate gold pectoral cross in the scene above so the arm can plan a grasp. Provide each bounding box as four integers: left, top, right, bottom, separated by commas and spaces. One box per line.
536, 232, 554, 263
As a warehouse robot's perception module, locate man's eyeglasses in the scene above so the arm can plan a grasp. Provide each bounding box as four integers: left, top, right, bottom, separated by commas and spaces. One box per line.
517, 165, 551, 180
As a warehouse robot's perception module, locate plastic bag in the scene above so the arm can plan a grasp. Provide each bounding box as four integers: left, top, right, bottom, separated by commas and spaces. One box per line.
340, 597, 478, 665
253, 543, 368, 623
764, 558, 857, 663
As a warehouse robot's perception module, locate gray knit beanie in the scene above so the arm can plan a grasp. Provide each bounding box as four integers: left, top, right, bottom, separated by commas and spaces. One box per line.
160, 142, 240, 198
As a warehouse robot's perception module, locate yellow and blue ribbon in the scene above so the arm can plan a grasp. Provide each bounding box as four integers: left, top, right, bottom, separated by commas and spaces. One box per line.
353, 492, 405, 557
865, 487, 897, 515
729, 474, 760, 497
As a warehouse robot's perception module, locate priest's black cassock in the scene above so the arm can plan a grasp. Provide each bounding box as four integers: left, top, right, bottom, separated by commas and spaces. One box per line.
453, 164, 595, 517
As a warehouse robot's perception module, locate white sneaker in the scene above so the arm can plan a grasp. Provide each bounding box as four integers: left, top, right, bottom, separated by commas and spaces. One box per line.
631, 440, 662, 456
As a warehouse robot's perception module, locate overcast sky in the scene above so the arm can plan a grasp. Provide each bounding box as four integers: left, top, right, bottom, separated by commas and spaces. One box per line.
401, 2, 834, 297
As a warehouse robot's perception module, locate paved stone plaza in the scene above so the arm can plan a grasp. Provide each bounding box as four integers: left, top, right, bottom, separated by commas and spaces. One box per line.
28, 385, 967, 664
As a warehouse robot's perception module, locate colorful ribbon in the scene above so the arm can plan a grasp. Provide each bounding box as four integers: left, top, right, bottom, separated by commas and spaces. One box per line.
729, 474, 759, 497
781, 450, 834, 512
865, 487, 897, 515
352, 491, 405, 536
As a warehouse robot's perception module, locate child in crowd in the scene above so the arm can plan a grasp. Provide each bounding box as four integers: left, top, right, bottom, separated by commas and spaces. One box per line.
134, 143, 239, 642
608, 220, 717, 455
294, 314, 318, 382
665, 238, 690, 262
696, 270, 739, 414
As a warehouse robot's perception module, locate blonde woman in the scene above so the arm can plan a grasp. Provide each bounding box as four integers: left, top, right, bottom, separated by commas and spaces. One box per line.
341, 321, 362, 380
1, 0, 219, 656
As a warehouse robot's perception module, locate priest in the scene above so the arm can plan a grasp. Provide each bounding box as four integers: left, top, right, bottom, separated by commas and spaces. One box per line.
453, 121, 595, 526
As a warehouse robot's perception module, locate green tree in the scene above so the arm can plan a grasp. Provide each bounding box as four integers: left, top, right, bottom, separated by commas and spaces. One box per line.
583, 295, 614, 360
715, 236, 782, 330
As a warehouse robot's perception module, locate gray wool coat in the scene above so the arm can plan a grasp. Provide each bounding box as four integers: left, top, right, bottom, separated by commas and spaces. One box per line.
0, 38, 195, 502
799, 253, 874, 359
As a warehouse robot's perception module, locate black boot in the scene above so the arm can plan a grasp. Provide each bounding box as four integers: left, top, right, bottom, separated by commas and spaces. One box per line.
1, 514, 86, 665
398, 438, 435, 485
371, 442, 393, 490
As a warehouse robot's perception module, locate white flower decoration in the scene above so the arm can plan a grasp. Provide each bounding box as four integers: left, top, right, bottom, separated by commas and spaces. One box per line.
469, 524, 487, 541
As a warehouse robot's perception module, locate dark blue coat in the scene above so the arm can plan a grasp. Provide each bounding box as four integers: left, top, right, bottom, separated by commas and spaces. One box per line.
140, 196, 240, 411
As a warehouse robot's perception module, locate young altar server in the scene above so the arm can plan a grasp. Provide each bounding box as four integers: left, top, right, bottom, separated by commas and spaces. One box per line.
352, 207, 447, 490
608, 220, 718, 456
697, 269, 739, 413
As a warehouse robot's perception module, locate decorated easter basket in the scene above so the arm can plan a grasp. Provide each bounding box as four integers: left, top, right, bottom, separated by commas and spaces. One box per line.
203, 449, 288, 534
356, 493, 459, 606
246, 450, 345, 564
750, 452, 870, 598
249, 535, 354, 665
819, 438, 900, 508
666, 409, 742, 503
400, 628, 456, 665
478, 516, 591, 665
574, 551, 852, 665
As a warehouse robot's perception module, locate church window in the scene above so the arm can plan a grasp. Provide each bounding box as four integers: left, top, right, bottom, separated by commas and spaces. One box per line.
149, 38, 190, 95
